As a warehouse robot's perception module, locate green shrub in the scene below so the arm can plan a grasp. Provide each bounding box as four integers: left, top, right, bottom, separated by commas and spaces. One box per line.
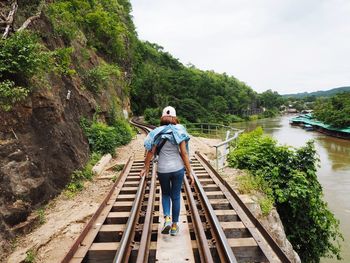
113, 119, 134, 145
81, 117, 133, 155
248, 115, 259, 121
65, 152, 101, 196
46, 2, 80, 41
84, 121, 119, 154
313, 92, 350, 128
0, 80, 29, 111
36, 208, 46, 225
258, 197, 274, 216
24, 249, 36, 263
51, 47, 75, 75
83, 63, 120, 93
261, 108, 279, 118
228, 128, 343, 261
144, 107, 161, 126
223, 114, 244, 124
0, 31, 69, 110
0, 31, 49, 79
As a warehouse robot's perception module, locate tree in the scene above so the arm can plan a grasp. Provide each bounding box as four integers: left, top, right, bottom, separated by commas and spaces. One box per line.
313, 92, 350, 128
258, 89, 284, 109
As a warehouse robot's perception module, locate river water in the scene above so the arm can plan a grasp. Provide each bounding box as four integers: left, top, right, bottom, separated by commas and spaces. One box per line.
230, 115, 350, 263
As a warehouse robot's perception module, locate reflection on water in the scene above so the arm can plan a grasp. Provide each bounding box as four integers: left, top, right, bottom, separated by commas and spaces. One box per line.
231, 115, 350, 263
317, 137, 350, 171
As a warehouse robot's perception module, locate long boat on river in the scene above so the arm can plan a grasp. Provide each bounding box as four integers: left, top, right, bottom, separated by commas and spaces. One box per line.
290, 113, 350, 139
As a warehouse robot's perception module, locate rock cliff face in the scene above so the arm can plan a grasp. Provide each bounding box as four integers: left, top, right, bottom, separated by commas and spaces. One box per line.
0, 1, 132, 255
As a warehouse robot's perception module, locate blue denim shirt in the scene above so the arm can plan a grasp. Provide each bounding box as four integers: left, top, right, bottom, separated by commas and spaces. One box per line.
144, 124, 190, 153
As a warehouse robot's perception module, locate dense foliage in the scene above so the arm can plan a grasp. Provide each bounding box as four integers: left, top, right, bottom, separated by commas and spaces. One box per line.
0, 31, 79, 110
144, 107, 161, 126
81, 116, 134, 155
131, 42, 258, 124
0, 31, 49, 79
0, 31, 49, 110
83, 63, 120, 93
313, 92, 350, 128
258, 89, 284, 110
228, 128, 342, 262
0, 81, 29, 111
47, 0, 136, 64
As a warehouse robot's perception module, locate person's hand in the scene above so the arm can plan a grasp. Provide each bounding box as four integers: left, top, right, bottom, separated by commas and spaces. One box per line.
140, 168, 149, 178
188, 171, 195, 187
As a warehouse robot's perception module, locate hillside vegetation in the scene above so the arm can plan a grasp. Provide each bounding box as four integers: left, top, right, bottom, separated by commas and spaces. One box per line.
284, 86, 350, 99
131, 42, 257, 124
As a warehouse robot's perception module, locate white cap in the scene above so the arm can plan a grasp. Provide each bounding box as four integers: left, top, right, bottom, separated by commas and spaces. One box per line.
162, 106, 176, 117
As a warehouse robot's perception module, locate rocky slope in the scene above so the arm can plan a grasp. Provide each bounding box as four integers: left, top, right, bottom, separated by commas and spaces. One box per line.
0, 0, 133, 256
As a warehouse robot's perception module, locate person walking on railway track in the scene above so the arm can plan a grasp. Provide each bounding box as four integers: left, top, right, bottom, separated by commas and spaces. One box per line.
140, 106, 195, 236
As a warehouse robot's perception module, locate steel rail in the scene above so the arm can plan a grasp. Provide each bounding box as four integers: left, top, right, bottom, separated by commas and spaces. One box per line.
132, 117, 218, 263
113, 169, 148, 262
132, 117, 237, 263
112, 119, 154, 262
183, 172, 214, 263
196, 151, 292, 263
192, 169, 238, 263
60, 157, 132, 263
136, 161, 157, 263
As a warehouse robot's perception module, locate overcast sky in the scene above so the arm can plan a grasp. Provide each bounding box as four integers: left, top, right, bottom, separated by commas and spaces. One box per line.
130, 0, 350, 94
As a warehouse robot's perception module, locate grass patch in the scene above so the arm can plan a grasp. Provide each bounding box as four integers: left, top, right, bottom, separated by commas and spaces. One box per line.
24, 249, 36, 263
113, 164, 124, 172
36, 207, 46, 225
65, 152, 101, 198
111, 175, 117, 183
237, 173, 274, 215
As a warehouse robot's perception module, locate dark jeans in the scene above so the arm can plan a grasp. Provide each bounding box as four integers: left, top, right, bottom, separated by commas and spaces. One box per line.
157, 168, 185, 223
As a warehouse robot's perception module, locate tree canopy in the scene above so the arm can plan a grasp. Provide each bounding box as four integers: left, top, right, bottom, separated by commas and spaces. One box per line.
131, 41, 258, 124
313, 92, 350, 128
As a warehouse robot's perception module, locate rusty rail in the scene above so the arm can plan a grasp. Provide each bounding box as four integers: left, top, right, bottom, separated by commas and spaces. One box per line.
61, 157, 132, 263
183, 173, 214, 263
196, 151, 292, 263
136, 162, 157, 263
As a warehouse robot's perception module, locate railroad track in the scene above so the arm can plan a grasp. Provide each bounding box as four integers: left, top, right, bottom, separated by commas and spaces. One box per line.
62, 118, 292, 263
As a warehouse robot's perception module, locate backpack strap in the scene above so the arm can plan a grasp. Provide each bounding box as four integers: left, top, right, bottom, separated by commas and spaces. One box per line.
156, 138, 167, 156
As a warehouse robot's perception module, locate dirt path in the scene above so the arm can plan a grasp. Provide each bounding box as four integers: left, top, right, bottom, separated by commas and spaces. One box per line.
6, 133, 220, 263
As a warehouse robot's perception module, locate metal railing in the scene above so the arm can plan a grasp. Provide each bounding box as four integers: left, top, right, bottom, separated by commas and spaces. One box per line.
183, 123, 244, 170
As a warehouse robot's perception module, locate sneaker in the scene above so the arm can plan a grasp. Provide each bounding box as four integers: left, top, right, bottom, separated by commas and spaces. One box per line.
161, 216, 171, 234
170, 224, 179, 236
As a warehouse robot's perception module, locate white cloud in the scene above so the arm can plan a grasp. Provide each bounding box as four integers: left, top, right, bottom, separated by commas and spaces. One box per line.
130, 0, 350, 93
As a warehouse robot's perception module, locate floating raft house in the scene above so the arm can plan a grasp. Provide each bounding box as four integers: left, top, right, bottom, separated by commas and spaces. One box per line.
290, 114, 350, 139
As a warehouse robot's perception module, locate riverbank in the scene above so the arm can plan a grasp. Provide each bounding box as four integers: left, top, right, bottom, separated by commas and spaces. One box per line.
230, 115, 350, 263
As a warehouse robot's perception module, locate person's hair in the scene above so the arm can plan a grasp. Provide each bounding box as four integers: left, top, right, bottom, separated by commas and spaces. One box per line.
160, 116, 179, 125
